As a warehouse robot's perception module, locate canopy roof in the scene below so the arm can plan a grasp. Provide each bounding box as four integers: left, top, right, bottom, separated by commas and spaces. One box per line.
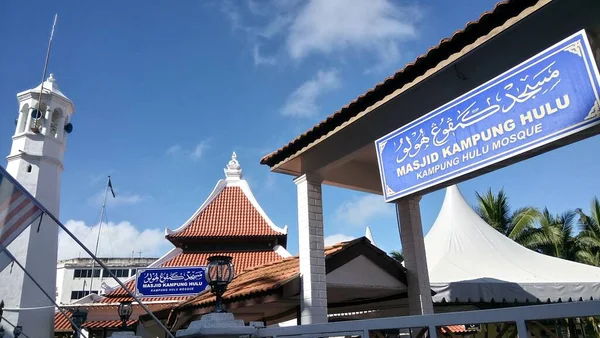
425, 185, 600, 303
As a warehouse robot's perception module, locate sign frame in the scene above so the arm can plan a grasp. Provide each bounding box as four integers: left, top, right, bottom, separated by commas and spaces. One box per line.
135, 266, 209, 298
375, 29, 600, 202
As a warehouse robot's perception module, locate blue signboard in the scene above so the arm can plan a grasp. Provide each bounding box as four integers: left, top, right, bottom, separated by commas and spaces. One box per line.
135, 266, 209, 297
375, 30, 600, 202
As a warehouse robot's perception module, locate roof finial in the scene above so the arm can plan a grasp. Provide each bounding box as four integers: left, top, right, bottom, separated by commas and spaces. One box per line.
224, 151, 242, 180
48, 73, 55, 83
365, 226, 376, 246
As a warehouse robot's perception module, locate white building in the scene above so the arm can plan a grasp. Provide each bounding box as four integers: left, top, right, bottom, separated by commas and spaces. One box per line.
56, 257, 157, 305
0, 74, 75, 338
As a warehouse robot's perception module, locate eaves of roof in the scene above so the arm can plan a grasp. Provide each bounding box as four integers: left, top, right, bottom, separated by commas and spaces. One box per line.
259, 0, 545, 168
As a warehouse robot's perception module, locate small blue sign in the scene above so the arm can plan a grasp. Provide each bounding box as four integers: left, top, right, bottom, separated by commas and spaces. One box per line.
135, 266, 209, 297
376, 30, 600, 202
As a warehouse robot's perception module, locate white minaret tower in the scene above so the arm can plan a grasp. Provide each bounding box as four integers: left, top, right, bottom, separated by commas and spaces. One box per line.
0, 74, 74, 337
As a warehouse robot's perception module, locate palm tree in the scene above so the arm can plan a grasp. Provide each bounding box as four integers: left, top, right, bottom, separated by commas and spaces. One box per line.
523, 208, 580, 260
475, 188, 541, 246
389, 250, 403, 264
575, 197, 600, 267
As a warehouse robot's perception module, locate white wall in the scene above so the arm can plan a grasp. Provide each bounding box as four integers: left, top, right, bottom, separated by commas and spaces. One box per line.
56, 260, 151, 304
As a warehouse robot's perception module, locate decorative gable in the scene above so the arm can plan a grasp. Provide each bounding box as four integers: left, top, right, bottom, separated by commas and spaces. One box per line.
165, 152, 287, 246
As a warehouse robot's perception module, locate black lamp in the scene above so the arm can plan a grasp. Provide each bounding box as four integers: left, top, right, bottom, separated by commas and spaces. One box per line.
71, 308, 88, 338
118, 301, 133, 329
206, 255, 234, 313
12, 326, 21, 338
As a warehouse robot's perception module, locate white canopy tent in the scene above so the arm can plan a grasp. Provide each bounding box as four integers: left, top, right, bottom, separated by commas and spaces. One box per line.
424, 185, 600, 303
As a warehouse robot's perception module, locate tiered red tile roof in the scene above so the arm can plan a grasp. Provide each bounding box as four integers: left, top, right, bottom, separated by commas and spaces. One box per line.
166, 186, 284, 239
101, 250, 283, 303
175, 240, 354, 310
56, 153, 289, 333
54, 311, 137, 332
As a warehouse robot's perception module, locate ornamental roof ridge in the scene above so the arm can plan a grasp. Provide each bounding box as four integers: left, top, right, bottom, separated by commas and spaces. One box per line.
224, 151, 242, 180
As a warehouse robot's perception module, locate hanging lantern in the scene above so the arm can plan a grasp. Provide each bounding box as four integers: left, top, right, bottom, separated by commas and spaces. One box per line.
118, 301, 133, 329
206, 256, 234, 313
70, 308, 88, 338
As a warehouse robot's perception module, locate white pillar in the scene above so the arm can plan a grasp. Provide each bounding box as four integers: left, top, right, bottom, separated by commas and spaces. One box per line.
294, 174, 327, 324
516, 320, 530, 338
24, 108, 34, 131
395, 196, 434, 315
42, 107, 53, 135
15, 110, 25, 134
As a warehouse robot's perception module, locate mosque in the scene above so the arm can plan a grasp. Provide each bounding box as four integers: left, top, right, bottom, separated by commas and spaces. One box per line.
3, 0, 600, 336
0, 73, 414, 336
4, 74, 600, 338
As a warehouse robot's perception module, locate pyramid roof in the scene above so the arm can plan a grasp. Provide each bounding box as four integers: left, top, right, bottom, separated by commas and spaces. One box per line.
165, 152, 287, 245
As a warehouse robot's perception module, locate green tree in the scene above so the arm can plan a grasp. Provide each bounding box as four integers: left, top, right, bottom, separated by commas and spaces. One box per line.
475, 188, 541, 246
524, 208, 581, 260
389, 250, 403, 264
575, 197, 600, 267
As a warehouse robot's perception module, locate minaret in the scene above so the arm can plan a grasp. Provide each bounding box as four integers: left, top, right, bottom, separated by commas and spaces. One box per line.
0, 74, 74, 337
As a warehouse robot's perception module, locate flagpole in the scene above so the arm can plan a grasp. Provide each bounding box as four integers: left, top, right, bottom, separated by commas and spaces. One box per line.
1, 248, 86, 338
89, 176, 110, 293
0, 166, 176, 338
33, 14, 58, 132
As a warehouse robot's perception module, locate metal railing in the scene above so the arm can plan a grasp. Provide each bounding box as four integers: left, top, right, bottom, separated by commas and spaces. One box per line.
256, 300, 600, 338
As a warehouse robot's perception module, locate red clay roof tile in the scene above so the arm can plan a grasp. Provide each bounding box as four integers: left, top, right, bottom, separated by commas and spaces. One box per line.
167, 187, 283, 239
101, 250, 283, 302
54, 311, 137, 332
441, 325, 468, 333
176, 242, 349, 310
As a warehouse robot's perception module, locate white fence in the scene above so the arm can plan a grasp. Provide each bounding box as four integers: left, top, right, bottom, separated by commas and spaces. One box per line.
256, 301, 600, 338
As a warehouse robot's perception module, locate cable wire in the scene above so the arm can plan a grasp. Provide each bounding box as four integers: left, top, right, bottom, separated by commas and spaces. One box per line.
1, 317, 32, 338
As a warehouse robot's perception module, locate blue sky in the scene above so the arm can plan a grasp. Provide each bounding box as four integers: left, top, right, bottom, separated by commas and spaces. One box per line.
1, 0, 600, 259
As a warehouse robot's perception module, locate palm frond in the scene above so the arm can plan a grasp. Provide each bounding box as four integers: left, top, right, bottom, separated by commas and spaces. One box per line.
509, 207, 541, 240
389, 250, 404, 264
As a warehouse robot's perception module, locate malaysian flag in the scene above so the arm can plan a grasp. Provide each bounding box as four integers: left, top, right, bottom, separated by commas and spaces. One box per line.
0, 167, 44, 270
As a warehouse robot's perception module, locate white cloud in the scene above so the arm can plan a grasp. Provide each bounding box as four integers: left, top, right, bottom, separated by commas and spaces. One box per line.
281, 69, 341, 118
88, 190, 143, 208
253, 44, 277, 66
335, 194, 394, 226
219, 0, 246, 32
324, 233, 355, 246
58, 220, 170, 260
217, 0, 421, 71
190, 142, 209, 161
287, 0, 420, 63
87, 170, 115, 187
166, 141, 210, 161
166, 144, 182, 155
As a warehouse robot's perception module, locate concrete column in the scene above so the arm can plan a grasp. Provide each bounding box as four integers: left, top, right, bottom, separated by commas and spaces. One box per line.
294, 174, 327, 324
395, 196, 434, 315
42, 107, 53, 135
15, 110, 25, 134
24, 108, 34, 131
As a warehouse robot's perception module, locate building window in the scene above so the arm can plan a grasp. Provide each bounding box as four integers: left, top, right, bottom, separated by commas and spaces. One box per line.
73, 269, 100, 278
70, 290, 98, 300
102, 268, 130, 278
